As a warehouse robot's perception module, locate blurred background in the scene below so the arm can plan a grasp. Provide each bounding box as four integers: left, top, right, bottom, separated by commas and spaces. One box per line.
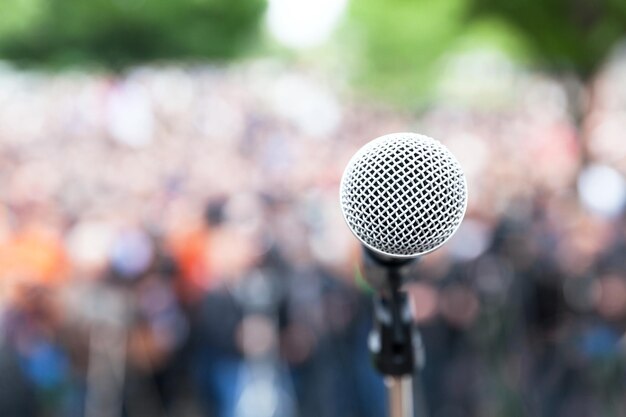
2, 1, 626, 416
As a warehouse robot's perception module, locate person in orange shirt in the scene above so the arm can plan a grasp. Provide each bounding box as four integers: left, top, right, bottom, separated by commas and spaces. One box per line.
0, 208, 69, 304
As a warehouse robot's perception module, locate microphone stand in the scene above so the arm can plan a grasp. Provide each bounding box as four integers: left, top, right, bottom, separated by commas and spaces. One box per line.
368, 258, 425, 417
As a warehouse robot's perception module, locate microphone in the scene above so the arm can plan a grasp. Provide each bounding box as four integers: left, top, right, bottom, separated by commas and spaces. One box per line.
340, 132, 468, 268
339, 132, 468, 383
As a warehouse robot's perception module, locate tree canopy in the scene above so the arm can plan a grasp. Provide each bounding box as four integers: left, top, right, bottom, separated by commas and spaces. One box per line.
469, 0, 626, 79
0, 0, 266, 68
345, 0, 626, 104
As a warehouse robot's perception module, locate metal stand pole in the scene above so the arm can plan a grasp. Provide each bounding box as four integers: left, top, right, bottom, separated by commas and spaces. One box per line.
386, 376, 414, 417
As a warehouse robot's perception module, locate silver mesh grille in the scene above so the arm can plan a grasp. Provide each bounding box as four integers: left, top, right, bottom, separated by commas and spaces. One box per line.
340, 133, 468, 258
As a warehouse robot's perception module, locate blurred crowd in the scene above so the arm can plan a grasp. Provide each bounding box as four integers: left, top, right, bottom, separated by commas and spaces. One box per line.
1, 49, 626, 417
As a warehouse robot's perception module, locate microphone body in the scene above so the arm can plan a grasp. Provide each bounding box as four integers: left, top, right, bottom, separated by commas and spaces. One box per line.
339, 132, 468, 382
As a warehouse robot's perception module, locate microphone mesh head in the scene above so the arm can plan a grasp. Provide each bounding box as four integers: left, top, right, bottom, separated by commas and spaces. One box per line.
340, 133, 468, 258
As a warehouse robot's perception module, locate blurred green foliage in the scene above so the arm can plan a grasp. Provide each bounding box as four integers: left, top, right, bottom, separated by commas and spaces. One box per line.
345, 0, 531, 105
346, 0, 457, 103
346, 0, 626, 105
469, 0, 626, 79
2, 0, 626, 105
0, 0, 266, 68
